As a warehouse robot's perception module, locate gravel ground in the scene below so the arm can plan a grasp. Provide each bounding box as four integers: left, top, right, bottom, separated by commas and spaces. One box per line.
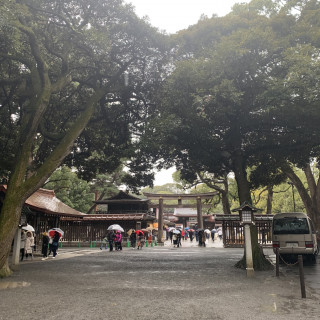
1, 244, 320, 320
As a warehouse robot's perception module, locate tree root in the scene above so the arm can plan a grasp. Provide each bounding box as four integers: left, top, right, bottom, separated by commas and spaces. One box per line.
0, 261, 12, 278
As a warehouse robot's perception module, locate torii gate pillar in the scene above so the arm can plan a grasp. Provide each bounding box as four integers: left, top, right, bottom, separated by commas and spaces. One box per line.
197, 197, 204, 229
158, 197, 164, 243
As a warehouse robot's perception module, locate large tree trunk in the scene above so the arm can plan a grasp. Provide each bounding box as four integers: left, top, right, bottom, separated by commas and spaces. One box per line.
232, 152, 252, 204
232, 153, 271, 271
235, 225, 273, 271
0, 91, 103, 277
221, 190, 231, 215
0, 193, 25, 277
266, 186, 273, 215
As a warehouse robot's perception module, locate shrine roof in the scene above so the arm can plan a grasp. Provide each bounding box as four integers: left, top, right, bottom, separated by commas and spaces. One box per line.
0, 185, 85, 216
95, 190, 148, 204
60, 213, 155, 221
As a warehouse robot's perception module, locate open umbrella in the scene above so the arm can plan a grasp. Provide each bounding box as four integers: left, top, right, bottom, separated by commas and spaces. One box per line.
184, 227, 190, 230
48, 228, 64, 238
22, 224, 35, 232
168, 227, 176, 232
173, 229, 181, 234
204, 229, 211, 234
136, 230, 144, 236
127, 229, 135, 236
188, 229, 195, 232
107, 224, 124, 232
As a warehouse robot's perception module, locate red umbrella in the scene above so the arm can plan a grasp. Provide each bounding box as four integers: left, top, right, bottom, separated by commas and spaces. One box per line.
136, 230, 144, 236
48, 228, 64, 238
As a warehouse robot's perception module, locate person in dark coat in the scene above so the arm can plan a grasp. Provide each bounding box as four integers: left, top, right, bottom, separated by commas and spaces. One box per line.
107, 230, 115, 252
189, 230, 194, 242
52, 231, 61, 258
41, 232, 49, 260
130, 230, 137, 249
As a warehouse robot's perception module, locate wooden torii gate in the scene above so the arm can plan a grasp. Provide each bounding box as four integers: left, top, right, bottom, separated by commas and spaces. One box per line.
143, 192, 218, 243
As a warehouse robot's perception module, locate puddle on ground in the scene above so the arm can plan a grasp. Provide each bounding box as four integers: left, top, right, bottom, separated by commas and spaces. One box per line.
0, 281, 31, 290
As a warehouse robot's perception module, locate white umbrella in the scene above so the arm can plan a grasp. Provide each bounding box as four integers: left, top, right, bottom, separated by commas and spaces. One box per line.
22, 224, 35, 232
204, 229, 211, 234
173, 229, 181, 234
168, 227, 176, 232
107, 224, 124, 232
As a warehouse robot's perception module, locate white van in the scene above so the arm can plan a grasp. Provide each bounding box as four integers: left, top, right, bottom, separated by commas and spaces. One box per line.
272, 212, 318, 261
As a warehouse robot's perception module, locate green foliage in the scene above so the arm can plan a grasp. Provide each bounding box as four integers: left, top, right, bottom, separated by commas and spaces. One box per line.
45, 166, 94, 213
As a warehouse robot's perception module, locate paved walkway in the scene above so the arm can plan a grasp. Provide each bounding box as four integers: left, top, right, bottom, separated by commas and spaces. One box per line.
1, 243, 319, 320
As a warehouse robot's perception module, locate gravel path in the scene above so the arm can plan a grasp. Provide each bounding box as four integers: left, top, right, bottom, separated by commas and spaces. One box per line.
1, 245, 320, 320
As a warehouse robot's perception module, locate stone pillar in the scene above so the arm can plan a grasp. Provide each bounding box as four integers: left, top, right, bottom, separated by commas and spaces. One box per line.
196, 197, 203, 229
158, 197, 164, 243
244, 224, 254, 277
12, 227, 21, 265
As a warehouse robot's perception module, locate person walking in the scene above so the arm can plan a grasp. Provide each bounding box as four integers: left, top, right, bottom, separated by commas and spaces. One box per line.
107, 230, 115, 252
198, 229, 205, 247
114, 230, 122, 251
51, 231, 61, 258
24, 231, 34, 260
20, 230, 26, 261
217, 227, 223, 241
129, 230, 136, 249
189, 230, 194, 242
41, 232, 49, 260
169, 230, 173, 244
137, 232, 144, 250
177, 232, 182, 248
211, 228, 217, 242
100, 234, 108, 250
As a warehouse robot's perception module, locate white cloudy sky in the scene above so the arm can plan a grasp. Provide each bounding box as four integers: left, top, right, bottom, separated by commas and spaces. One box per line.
124, 0, 250, 34
124, 1, 250, 185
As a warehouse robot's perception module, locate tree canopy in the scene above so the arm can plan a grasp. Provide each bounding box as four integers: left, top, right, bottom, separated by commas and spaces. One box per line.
0, 0, 169, 276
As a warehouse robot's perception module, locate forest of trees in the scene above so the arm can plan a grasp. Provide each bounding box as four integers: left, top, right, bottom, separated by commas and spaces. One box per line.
1, 0, 320, 275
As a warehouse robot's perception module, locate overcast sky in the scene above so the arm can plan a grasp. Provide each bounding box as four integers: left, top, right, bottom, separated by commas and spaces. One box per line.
124, 0, 250, 34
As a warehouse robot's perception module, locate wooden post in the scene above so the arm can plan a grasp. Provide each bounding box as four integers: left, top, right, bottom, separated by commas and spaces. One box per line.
244, 224, 254, 277
298, 255, 306, 298
196, 197, 203, 229
276, 247, 280, 277
158, 197, 164, 243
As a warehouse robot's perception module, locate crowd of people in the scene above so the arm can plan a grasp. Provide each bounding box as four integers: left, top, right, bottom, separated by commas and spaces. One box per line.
167, 227, 223, 247
20, 228, 62, 261
99, 226, 223, 252
100, 229, 147, 252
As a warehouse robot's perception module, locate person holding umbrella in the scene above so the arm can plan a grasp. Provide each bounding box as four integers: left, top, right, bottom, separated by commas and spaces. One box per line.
20, 229, 26, 261
137, 230, 145, 250
114, 230, 122, 251
51, 231, 61, 258
24, 231, 34, 259
129, 230, 137, 249
107, 230, 115, 252
41, 232, 49, 260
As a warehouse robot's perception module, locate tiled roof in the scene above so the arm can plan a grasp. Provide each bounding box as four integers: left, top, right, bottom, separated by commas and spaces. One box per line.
25, 188, 85, 216
61, 213, 155, 221
1, 185, 85, 216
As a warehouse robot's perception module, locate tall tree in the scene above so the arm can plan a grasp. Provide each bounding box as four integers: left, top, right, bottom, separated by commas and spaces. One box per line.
0, 0, 168, 276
